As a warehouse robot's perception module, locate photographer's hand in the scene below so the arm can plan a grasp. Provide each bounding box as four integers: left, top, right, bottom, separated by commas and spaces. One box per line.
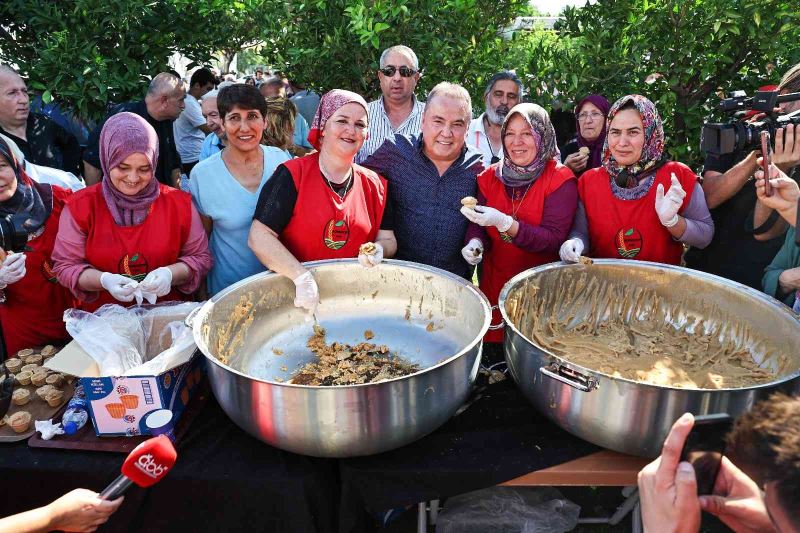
772, 124, 800, 174
698, 457, 775, 533
755, 160, 799, 226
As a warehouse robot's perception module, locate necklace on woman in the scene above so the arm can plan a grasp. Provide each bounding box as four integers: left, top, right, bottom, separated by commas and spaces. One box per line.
319, 159, 353, 200
499, 181, 535, 243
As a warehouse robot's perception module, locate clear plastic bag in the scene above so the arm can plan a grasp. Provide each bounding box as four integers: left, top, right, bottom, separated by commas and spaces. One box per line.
436, 487, 580, 533
64, 302, 200, 376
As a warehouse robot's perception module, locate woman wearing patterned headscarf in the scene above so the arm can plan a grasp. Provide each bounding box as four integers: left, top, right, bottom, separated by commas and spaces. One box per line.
460, 103, 578, 342
53, 112, 212, 312
249, 89, 397, 316
560, 95, 713, 265
0, 135, 76, 354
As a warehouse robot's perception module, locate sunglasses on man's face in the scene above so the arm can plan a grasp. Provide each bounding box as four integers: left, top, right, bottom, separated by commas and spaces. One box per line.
379, 66, 417, 78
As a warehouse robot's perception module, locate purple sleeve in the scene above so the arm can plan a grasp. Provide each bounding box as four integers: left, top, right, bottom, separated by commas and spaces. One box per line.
678, 183, 714, 248
176, 205, 214, 294
464, 189, 490, 250
568, 199, 590, 249
512, 180, 578, 254
51, 205, 98, 302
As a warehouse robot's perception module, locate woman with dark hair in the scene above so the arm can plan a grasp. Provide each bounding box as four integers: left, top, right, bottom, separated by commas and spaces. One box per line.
0, 135, 76, 354
561, 94, 610, 176
188, 84, 290, 296
249, 90, 397, 316
53, 112, 212, 311
560, 95, 713, 265
460, 103, 577, 343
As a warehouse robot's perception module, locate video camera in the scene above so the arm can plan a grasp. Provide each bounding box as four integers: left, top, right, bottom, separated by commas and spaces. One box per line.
0, 214, 28, 253
701, 90, 800, 155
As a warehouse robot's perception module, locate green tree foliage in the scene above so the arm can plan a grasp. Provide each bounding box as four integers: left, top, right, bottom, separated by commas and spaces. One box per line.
275, 0, 528, 103
525, 0, 800, 165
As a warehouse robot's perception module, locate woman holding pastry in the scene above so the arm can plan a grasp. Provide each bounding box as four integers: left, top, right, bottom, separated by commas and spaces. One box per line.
561, 95, 610, 176
0, 135, 76, 355
460, 103, 578, 342
559, 95, 713, 265
248, 90, 397, 315
52, 113, 212, 312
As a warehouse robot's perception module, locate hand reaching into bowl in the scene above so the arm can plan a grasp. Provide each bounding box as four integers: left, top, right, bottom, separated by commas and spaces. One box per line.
292, 271, 319, 315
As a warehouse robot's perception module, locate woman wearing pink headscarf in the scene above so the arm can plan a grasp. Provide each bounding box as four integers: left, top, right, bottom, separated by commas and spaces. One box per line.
249, 90, 397, 315
53, 112, 212, 312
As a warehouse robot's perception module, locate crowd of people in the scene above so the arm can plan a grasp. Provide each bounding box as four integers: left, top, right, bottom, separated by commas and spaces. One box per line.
0, 43, 799, 531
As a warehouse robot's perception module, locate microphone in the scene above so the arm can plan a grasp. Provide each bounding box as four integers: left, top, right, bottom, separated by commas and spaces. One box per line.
99, 435, 177, 500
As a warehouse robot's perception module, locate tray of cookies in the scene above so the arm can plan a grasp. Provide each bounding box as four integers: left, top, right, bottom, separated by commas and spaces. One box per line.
1, 345, 75, 442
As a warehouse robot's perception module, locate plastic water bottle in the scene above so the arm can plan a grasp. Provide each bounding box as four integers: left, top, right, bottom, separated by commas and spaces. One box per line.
62, 385, 89, 435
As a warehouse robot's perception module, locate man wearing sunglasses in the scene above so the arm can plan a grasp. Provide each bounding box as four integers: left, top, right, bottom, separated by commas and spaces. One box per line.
356, 45, 425, 163
466, 71, 523, 167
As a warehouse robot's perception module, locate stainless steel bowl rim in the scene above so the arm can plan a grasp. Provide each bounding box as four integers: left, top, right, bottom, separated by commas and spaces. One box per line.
498, 259, 800, 393
191, 258, 492, 389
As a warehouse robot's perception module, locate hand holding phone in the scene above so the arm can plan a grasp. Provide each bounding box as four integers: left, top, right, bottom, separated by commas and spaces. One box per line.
680, 413, 733, 495
760, 131, 773, 197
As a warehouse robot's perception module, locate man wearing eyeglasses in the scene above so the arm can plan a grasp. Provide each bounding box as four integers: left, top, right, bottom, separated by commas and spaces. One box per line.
356, 45, 425, 163
466, 71, 522, 167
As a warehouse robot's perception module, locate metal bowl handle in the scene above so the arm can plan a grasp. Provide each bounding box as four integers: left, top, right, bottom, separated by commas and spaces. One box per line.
540, 364, 598, 392
184, 305, 203, 328
488, 305, 505, 331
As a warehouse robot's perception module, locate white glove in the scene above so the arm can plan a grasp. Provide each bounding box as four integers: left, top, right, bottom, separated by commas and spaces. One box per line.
0, 253, 26, 288
460, 205, 514, 232
99, 272, 139, 303
292, 271, 319, 314
461, 238, 484, 265
655, 173, 686, 228
559, 238, 584, 263
357, 242, 384, 268
137, 267, 173, 304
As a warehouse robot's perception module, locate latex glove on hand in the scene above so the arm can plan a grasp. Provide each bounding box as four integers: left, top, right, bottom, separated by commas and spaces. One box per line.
0, 252, 26, 288
99, 272, 139, 303
137, 267, 173, 304
461, 238, 484, 265
655, 173, 686, 228
460, 205, 514, 232
292, 271, 319, 315
559, 238, 584, 263
357, 242, 384, 268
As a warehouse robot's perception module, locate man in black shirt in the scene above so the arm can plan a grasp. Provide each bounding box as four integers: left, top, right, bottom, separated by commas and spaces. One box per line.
685, 64, 800, 289
0, 65, 81, 176
83, 72, 185, 187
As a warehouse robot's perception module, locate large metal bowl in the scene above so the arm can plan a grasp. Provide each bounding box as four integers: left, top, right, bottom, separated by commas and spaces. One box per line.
187, 259, 491, 457
499, 260, 800, 457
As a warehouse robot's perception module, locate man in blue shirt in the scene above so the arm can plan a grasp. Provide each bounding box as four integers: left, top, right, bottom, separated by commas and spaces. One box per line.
363, 82, 484, 279
199, 89, 225, 161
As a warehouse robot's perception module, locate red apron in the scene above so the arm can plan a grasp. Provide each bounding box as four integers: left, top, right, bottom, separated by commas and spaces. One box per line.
0, 186, 77, 355
69, 183, 192, 312
579, 161, 696, 265
280, 153, 387, 262
479, 160, 576, 342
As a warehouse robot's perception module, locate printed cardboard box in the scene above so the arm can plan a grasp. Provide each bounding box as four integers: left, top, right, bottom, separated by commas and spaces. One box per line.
45, 307, 205, 436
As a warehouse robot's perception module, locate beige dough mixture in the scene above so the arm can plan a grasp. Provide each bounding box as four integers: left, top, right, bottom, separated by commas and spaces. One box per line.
507, 271, 790, 389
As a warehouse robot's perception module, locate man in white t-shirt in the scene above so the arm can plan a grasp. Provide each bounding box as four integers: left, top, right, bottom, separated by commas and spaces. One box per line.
466, 71, 523, 167
174, 68, 216, 175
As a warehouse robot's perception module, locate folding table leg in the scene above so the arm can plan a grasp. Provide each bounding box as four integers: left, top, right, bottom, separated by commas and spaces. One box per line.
428, 499, 439, 525
417, 502, 427, 533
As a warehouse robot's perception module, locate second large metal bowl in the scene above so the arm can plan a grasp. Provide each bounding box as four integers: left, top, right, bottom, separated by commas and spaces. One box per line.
499, 260, 800, 457
187, 259, 490, 457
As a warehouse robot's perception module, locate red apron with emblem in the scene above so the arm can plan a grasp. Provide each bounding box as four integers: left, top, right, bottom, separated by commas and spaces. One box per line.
280, 153, 387, 262
479, 160, 576, 343
0, 186, 77, 355
69, 183, 192, 312
579, 161, 696, 265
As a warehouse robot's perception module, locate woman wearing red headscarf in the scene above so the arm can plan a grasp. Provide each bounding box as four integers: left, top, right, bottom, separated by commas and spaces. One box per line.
52, 112, 212, 312
560, 95, 713, 265
561, 94, 610, 177
0, 135, 76, 355
248, 90, 397, 315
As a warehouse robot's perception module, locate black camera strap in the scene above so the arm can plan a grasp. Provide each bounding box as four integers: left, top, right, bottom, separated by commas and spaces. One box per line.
751, 208, 781, 236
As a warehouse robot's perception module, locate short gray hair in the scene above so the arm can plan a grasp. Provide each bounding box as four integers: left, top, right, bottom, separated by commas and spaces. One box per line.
379, 45, 419, 71
425, 82, 472, 121
147, 72, 182, 96
201, 89, 219, 101
484, 70, 523, 99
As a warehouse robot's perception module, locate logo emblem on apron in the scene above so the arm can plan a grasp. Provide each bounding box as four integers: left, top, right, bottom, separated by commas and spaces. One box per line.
41, 260, 58, 283
118, 253, 149, 281
323, 218, 350, 250
615, 228, 643, 258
